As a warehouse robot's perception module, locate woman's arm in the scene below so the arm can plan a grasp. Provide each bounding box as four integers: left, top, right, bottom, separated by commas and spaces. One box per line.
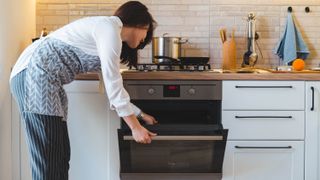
92, 19, 156, 143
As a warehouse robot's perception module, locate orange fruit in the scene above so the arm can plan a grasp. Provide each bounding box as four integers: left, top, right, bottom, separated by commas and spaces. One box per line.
292, 59, 305, 71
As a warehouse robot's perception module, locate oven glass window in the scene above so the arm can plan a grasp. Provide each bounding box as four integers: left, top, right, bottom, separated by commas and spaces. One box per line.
118, 128, 227, 174
129, 141, 219, 173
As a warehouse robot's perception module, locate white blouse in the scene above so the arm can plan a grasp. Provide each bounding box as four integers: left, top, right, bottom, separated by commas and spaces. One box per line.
10, 16, 141, 117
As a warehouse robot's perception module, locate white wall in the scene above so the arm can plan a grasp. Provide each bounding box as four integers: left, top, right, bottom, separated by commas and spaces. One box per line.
0, 0, 35, 179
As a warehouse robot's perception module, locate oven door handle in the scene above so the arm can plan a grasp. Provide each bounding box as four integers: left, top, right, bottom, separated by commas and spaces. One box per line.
123, 135, 224, 141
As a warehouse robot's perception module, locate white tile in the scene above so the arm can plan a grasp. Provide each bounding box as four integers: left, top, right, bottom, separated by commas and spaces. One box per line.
36, 1, 320, 66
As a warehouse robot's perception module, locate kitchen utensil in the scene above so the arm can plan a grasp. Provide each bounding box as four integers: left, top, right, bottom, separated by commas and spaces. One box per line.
153, 56, 209, 65
219, 29, 225, 43
179, 57, 210, 64
249, 48, 257, 66
249, 17, 258, 66
223, 28, 227, 42
153, 56, 180, 63
242, 12, 257, 67
242, 38, 252, 67
152, 33, 188, 64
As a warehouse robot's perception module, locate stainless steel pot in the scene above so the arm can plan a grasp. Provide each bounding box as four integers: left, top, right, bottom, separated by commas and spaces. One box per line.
152, 33, 188, 63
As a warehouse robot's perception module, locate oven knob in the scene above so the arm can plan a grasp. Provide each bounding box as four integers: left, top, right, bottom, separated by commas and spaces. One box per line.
188, 88, 196, 95
148, 88, 155, 95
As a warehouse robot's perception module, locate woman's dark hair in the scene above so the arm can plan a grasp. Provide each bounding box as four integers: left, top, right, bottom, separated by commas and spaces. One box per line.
114, 1, 156, 67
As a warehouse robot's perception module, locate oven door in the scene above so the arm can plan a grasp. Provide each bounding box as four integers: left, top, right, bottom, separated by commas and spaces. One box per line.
118, 124, 228, 179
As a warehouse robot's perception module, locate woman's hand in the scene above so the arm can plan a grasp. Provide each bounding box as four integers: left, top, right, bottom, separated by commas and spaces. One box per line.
122, 114, 157, 144
141, 112, 158, 125
131, 125, 157, 144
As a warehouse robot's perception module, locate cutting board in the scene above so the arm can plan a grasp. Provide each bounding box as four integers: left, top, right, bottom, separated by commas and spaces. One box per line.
222, 37, 236, 70
222, 30, 237, 70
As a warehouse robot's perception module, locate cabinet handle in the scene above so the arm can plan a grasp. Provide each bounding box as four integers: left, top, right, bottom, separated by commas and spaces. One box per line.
235, 116, 293, 119
235, 146, 292, 149
235, 85, 293, 89
311, 86, 315, 111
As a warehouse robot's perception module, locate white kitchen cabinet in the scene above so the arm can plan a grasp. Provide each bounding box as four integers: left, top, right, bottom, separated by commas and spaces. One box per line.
65, 80, 120, 180
305, 82, 320, 180
222, 80, 305, 180
222, 141, 304, 180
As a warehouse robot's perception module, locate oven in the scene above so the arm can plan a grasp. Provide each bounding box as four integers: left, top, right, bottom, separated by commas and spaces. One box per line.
118, 81, 228, 180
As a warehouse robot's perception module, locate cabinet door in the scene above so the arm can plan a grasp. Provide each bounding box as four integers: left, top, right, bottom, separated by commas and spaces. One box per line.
223, 141, 304, 180
305, 82, 320, 180
65, 81, 119, 180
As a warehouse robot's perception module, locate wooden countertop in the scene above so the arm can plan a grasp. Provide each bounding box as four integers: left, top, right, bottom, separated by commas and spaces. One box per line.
75, 70, 320, 81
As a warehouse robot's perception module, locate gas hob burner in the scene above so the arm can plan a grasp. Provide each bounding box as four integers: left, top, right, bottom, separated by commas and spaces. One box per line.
132, 63, 211, 72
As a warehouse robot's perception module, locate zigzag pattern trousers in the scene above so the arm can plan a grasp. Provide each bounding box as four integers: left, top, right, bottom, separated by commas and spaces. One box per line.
10, 70, 70, 180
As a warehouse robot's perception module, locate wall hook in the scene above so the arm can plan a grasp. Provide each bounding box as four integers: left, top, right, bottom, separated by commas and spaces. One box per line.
287, 6, 293, 13
305, 7, 310, 13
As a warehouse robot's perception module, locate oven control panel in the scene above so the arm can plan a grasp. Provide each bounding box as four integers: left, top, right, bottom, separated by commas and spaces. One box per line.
163, 85, 180, 97
124, 81, 222, 100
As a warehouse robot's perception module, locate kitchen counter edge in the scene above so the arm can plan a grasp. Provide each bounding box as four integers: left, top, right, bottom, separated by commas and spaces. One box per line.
75, 71, 320, 81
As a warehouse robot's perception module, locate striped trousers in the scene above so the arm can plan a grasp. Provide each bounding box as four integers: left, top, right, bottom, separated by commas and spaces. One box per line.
10, 70, 70, 180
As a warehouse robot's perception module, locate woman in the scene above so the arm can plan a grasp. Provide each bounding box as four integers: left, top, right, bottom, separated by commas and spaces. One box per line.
10, 1, 157, 180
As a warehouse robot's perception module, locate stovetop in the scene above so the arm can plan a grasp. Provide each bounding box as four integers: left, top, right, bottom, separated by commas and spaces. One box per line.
130, 63, 211, 72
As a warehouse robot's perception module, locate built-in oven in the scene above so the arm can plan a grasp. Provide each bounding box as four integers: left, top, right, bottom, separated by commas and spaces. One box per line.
118, 81, 228, 180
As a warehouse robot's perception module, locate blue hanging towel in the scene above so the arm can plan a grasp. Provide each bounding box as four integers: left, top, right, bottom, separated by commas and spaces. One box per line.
274, 13, 310, 64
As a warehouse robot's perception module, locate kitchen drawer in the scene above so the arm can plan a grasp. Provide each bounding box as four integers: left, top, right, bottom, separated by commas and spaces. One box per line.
222, 111, 304, 140
222, 81, 305, 110
222, 141, 304, 180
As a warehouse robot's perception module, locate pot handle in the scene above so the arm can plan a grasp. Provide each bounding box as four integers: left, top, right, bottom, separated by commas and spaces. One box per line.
162, 33, 169, 37
174, 38, 189, 44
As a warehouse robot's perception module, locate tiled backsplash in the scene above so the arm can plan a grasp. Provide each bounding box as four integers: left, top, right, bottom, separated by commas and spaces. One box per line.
37, 0, 320, 68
